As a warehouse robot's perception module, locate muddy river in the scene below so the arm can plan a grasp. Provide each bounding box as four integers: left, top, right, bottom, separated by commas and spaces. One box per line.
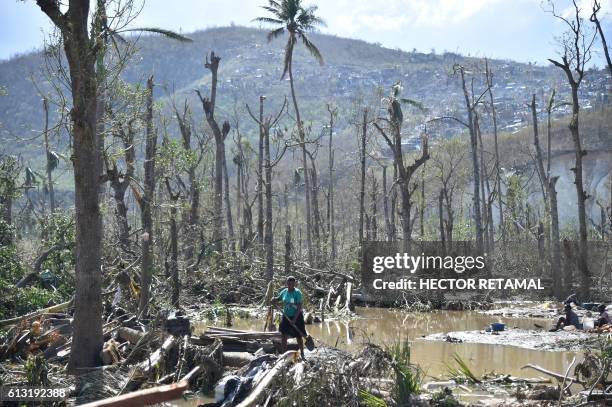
175, 307, 580, 405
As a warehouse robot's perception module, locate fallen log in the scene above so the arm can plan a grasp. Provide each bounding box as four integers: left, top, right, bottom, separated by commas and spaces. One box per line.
79, 366, 198, 407
0, 298, 74, 329
522, 364, 585, 385
223, 352, 254, 367
117, 327, 146, 345
236, 351, 297, 407
140, 335, 175, 376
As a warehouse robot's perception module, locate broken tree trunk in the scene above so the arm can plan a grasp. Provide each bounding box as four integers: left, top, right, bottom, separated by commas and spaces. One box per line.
236, 351, 298, 407
80, 367, 199, 407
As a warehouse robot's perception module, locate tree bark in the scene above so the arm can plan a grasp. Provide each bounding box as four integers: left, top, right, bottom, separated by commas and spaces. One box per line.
257, 98, 264, 246
382, 166, 392, 242
165, 179, 180, 307
485, 60, 504, 243
459, 67, 483, 253
358, 108, 367, 246
286, 39, 313, 265
263, 105, 274, 281
175, 102, 199, 263
549, 177, 562, 298
36, 0, 104, 371
197, 52, 230, 253
327, 105, 337, 257
42, 97, 55, 213
138, 75, 157, 317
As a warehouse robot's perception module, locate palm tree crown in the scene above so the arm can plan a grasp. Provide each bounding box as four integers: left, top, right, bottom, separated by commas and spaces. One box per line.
254, 0, 326, 78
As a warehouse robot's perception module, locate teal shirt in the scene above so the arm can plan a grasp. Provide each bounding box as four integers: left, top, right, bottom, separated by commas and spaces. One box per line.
277, 288, 303, 318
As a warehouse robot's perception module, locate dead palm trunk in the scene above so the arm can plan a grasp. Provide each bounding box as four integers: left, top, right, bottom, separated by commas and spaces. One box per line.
287, 44, 313, 265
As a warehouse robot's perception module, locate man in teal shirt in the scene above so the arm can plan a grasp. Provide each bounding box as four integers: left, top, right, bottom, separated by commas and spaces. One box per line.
272, 276, 306, 359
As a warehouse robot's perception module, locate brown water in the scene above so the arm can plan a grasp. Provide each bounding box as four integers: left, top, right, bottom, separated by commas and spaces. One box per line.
173, 307, 580, 405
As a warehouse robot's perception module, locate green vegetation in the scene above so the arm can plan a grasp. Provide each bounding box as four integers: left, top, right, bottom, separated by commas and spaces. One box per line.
445, 353, 481, 384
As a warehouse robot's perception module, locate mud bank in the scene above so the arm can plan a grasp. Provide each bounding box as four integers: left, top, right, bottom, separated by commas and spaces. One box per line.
421, 327, 597, 351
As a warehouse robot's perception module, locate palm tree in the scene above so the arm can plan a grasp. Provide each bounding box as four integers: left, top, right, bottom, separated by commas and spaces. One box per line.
255, 0, 325, 264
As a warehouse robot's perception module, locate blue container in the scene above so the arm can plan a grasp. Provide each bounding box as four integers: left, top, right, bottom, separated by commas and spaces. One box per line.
491, 322, 505, 332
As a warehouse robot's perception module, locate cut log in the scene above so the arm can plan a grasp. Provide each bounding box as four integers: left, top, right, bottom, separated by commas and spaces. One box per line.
117, 327, 146, 345
79, 367, 198, 407
141, 336, 175, 376
223, 352, 254, 367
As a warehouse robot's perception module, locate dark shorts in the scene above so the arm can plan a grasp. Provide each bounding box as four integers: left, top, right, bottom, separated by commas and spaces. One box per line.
279, 313, 306, 338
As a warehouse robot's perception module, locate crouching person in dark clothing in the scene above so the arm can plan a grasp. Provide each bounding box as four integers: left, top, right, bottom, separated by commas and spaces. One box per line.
552, 304, 580, 331
272, 276, 306, 359
595, 304, 611, 327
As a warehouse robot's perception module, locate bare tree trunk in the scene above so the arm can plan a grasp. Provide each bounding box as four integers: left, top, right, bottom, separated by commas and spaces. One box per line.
549, 177, 562, 298
419, 166, 425, 239
263, 111, 273, 281
591, 2, 612, 76
309, 155, 321, 260
548, 2, 593, 299
43, 98, 55, 212
286, 47, 312, 264
458, 67, 483, 253
485, 60, 504, 243
390, 163, 397, 241
284, 224, 292, 275
165, 179, 180, 307
327, 105, 337, 258
106, 116, 135, 251
139, 76, 157, 317
223, 147, 234, 244
475, 113, 492, 252
196, 52, 230, 254
36, 0, 104, 370
257, 98, 264, 246
439, 189, 446, 252
374, 118, 429, 253
358, 108, 367, 246
569, 82, 590, 299
382, 166, 392, 242
370, 173, 378, 240
175, 102, 199, 263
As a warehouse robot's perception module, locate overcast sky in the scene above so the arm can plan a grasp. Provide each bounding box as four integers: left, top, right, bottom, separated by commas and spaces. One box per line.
2, 0, 611, 66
